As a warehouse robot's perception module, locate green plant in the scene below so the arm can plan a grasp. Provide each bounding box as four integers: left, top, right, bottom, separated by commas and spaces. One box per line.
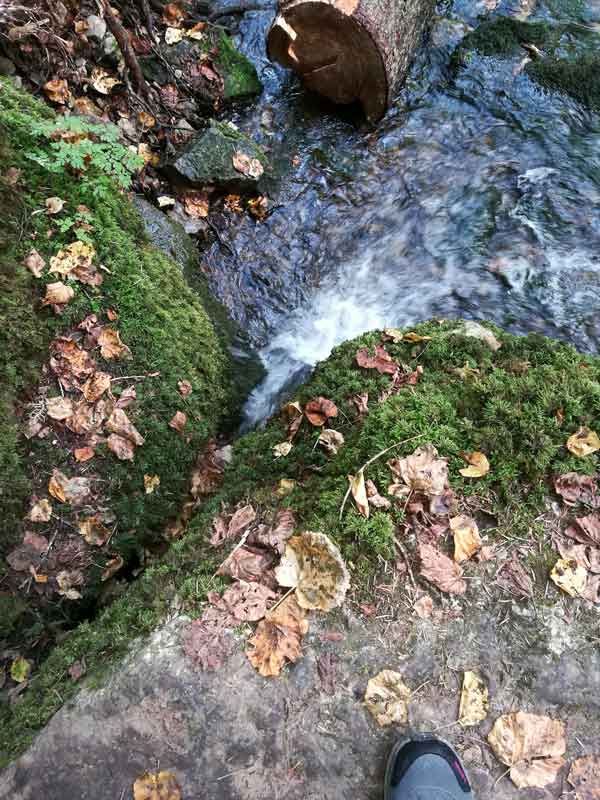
27, 117, 143, 193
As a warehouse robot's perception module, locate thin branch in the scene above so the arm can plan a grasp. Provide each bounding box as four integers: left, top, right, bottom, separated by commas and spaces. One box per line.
98, 0, 149, 97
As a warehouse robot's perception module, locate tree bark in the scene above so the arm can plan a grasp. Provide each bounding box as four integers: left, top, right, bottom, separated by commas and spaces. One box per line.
267, 0, 435, 121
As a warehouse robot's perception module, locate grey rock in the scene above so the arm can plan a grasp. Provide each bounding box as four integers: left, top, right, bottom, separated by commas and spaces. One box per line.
85, 14, 106, 40
169, 120, 268, 191
132, 196, 197, 271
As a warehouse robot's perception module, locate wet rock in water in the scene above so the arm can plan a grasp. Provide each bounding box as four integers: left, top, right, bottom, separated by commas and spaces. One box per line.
132, 197, 199, 270
169, 119, 268, 191
139, 31, 261, 110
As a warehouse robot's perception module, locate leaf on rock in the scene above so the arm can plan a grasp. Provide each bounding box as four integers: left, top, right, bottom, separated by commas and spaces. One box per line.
304, 397, 338, 427
550, 558, 587, 597
144, 474, 160, 494
450, 515, 482, 563
248, 195, 268, 220
349, 470, 369, 518
48, 469, 91, 506
42, 281, 75, 309
249, 508, 296, 555
496, 552, 533, 598
366, 479, 391, 510
487, 712, 566, 789
216, 581, 277, 622
44, 78, 71, 104
183, 609, 235, 671
46, 396, 74, 421
418, 542, 467, 595
133, 771, 181, 800
274, 530, 350, 611
178, 379, 192, 397
10, 657, 31, 684
82, 371, 111, 402
459, 451, 490, 478
78, 515, 110, 546
246, 595, 308, 677
28, 498, 52, 523
388, 444, 449, 497
232, 151, 264, 179
182, 191, 209, 218
169, 411, 187, 434
567, 427, 600, 457
318, 429, 345, 456
413, 594, 434, 618
273, 441, 292, 458
454, 321, 502, 351
97, 327, 132, 360
23, 249, 45, 277
458, 671, 489, 727
568, 754, 600, 799
356, 344, 398, 374
364, 670, 411, 727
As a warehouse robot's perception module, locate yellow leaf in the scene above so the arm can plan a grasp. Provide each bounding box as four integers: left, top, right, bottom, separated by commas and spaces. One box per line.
450, 514, 482, 563
364, 670, 410, 727
273, 441, 292, 458
138, 143, 160, 167
458, 670, 488, 727
133, 771, 182, 800
402, 331, 432, 343
566, 427, 600, 457
137, 111, 156, 128
91, 67, 121, 95
144, 474, 160, 494
459, 451, 490, 478
348, 470, 369, 518
11, 656, 31, 683
550, 558, 587, 597
165, 26, 184, 44
277, 479, 296, 496
43, 78, 71, 104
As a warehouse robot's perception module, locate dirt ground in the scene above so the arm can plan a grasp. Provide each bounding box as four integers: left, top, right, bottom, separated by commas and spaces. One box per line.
1, 581, 597, 800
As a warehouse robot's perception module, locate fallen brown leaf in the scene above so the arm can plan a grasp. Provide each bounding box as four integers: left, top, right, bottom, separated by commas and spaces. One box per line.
566, 514, 600, 546
210, 504, 256, 547
90, 67, 121, 95
356, 344, 398, 374
419, 542, 467, 595
133, 771, 181, 800
106, 408, 144, 446
56, 569, 84, 600
304, 397, 338, 427
458, 671, 488, 727
366, 479, 391, 510
101, 554, 124, 581
388, 444, 448, 497
144, 474, 160, 494
183, 191, 209, 218
450, 515, 482, 563
97, 327, 132, 360
273, 441, 292, 458
348, 470, 370, 518
217, 545, 274, 583
28, 498, 52, 523
413, 594, 434, 618
82, 371, 111, 402
107, 433, 135, 461
78, 515, 110, 546
50, 337, 96, 390
48, 469, 91, 506
46, 396, 74, 421
169, 411, 187, 434
350, 392, 369, 416
567, 427, 600, 457
248, 508, 295, 554
214, 580, 277, 622
42, 281, 75, 308
554, 472, 600, 506
246, 595, 308, 677
44, 78, 71, 104
232, 151, 264, 179
45, 196, 65, 215
364, 669, 411, 726
248, 195, 268, 220
23, 249, 45, 277
318, 428, 345, 456
7, 532, 48, 572
496, 552, 533, 598
183, 609, 235, 671
178, 379, 192, 397
568, 754, 600, 800
459, 451, 490, 478
275, 530, 350, 611
487, 712, 566, 789
550, 557, 587, 597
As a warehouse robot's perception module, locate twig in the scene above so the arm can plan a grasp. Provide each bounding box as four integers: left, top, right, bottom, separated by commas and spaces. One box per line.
137, 0, 154, 38
338, 433, 425, 521
110, 372, 160, 382
394, 535, 416, 590
98, 0, 149, 96
266, 585, 295, 614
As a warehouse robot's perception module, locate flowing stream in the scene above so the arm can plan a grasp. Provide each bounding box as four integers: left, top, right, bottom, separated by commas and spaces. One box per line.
201, 0, 600, 425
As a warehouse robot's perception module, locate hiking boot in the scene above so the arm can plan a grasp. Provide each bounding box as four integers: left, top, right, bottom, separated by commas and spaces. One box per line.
384, 734, 474, 799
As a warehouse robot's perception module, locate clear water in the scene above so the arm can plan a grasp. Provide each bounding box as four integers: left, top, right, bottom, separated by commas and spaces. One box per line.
200, 0, 600, 425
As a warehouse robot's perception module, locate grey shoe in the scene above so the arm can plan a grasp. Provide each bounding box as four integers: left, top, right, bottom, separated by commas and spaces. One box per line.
384, 734, 473, 799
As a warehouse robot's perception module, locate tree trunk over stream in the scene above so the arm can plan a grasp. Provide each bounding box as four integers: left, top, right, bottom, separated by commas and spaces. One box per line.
267, 0, 435, 121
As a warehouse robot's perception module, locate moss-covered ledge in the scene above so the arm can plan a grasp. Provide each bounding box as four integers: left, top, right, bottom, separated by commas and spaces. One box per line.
0, 78, 242, 660
3, 318, 600, 766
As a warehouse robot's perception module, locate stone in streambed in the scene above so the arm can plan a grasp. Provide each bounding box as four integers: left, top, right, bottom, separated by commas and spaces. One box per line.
169, 119, 269, 191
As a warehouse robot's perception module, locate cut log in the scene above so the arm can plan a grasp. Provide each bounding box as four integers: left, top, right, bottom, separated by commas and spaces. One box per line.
267, 0, 435, 121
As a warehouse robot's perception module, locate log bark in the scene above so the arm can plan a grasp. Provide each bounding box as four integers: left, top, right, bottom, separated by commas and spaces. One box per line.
266, 0, 435, 121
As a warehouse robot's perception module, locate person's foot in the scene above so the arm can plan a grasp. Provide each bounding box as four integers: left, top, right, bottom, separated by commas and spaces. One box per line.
384, 734, 473, 799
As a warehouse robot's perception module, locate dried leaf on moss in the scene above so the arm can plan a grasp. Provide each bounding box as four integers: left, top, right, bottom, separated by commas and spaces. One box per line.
356, 344, 398, 374
10, 657, 31, 683
24, 249, 45, 277
487, 712, 566, 789
48, 469, 91, 506
364, 670, 410, 727
144, 474, 160, 494
78, 515, 110, 546
218, 546, 274, 583
82, 371, 111, 402
169, 411, 187, 434
459, 451, 490, 478
46, 396, 74, 421
273, 441, 292, 458
567, 427, 600, 457
366, 479, 391, 510
44, 78, 71, 104
178, 379, 192, 397
458, 671, 488, 727
304, 396, 338, 427
349, 471, 369, 518
97, 327, 132, 360
389, 444, 448, 497
275, 530, 350, 611
42, 281, 75, 308
566, 514, 600, 546
555, 473, 600, 507
28, 498, 52, 523
318, 428, 345, 456
101, 554, 124, 581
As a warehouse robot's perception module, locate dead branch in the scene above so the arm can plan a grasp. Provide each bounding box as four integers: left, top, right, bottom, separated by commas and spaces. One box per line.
98, 0, 149, 97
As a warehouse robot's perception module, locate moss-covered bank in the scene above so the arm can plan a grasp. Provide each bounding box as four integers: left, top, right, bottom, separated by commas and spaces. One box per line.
0, 79, 237, 643
452, 16, 600, 111
3, 318, 600, 765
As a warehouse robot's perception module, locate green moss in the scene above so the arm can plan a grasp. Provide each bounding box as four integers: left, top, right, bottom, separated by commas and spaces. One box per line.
0, 596, 26, 638
0, 81, 232, 584
215, 32, 262, 102
454, 17, 554, 59
527, 54, 600, 110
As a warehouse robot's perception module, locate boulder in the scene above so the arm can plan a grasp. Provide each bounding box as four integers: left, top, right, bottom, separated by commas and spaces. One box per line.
169, 119, 268, 191
132, 196, 198, 269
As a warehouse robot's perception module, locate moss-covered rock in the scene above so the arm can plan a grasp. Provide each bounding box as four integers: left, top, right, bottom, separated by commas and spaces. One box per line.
170, 119, 269, 190
4, 318, 600, 765
452, 16, 600, 111
213, 32, 262, 102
